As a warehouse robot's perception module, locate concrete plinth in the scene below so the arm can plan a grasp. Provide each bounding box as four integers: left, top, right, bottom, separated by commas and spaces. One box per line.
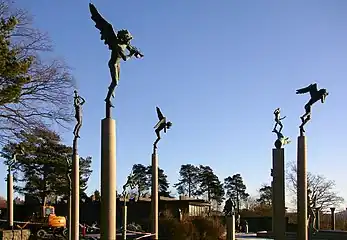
272, 148, 285, 240
72, 153, 79, 240
226, 215, 235, 240
297, 135, 308, 240
7, 173, 13, 229
151, 152, 159, 240
100, 118, 116, 240
123, 205, 127, 240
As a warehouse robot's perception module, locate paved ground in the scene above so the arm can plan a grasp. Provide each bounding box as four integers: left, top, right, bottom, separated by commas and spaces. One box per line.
83, 232, 272, 239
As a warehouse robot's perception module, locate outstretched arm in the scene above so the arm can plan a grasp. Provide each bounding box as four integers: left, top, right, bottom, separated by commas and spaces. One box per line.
80, 96, 86, 105
119, 50, 132, 61
280, 116, 286, 120
127, 44, 144, 58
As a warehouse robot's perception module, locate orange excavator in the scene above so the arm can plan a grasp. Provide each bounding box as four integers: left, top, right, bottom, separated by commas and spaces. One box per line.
27, 204, 67, 238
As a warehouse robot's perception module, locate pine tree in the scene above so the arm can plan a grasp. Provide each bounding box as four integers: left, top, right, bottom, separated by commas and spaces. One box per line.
224, 173, 249, 214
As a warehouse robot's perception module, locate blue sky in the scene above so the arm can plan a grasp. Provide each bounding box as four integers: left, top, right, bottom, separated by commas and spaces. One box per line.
1, 0, 347, 210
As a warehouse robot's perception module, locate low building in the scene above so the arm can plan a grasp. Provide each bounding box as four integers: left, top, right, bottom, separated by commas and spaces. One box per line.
124, 195, 211, 217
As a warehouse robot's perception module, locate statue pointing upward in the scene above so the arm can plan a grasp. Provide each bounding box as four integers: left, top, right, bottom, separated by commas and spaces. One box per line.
272, 108, 290, 149
73, 90, 85, 138
89, 3, 144, 110
273, 108, 286, 133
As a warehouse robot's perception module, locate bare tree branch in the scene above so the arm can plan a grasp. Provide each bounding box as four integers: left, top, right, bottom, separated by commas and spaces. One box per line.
286, 161, 344, 211
0, 0, 75, 144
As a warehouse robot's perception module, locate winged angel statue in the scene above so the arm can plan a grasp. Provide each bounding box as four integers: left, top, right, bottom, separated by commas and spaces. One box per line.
89, 3, 144, 108
296, 83, 328, 134
153, 107, 172, 150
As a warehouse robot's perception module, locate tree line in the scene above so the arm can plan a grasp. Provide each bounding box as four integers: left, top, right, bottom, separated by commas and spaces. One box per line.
123, 162, 344, 213
125, 163, 249, 213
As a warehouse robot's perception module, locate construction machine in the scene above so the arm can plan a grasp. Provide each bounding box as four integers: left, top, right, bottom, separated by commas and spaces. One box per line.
27, 204, 67, 238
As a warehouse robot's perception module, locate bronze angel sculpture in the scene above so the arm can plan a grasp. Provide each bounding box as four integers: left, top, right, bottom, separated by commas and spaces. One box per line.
89, 3, 144, 108
153, 107, 172, 149
296, 83, 328, 133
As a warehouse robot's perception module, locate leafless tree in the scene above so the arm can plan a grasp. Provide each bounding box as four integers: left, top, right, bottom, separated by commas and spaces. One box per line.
286, 161, 344, 211
0, 0, 74, 144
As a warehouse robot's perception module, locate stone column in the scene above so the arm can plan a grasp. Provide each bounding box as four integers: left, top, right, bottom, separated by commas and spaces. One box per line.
100, 118, 116, 240
297, 135, 308, 240
226, 215, 235, 240
315, 207, 320, 230
272, 148, 286, 240
72, 152, 79, 240
271, 176, 274, 233
68, 193, 72, 240
7, 172, 13, 229
122, 204, 127, 240
151, 152, 159, 240
330, 207, 335, 230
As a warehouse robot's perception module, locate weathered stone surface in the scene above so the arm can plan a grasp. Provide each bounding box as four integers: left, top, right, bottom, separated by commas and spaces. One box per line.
21, 230, 30, 240
0, 229, 31, 240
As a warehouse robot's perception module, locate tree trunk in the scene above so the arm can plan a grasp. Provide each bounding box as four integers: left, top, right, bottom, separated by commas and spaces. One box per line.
188, 183, 191, 197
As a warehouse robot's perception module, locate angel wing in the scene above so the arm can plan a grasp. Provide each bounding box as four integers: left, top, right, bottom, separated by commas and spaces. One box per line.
89, 3, 118, 50
296, 83, 318, 95
154, 107, 165, 129
156, 107, 164, 120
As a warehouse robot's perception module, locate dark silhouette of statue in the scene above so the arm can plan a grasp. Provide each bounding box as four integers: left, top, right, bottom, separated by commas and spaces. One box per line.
89, 3, 144, 112
296, 83, 328, 134
307, 189, 318, 233
73, 90, 85, 138
122, 172, 135, 197
153, 107, 172, 150
224, 198, 236, 216
273, 108, 286, 132
272, 108, 290, 149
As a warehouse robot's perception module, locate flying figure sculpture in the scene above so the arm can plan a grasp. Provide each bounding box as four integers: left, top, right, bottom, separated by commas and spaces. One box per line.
296, 83, 328, 134
89, 3, 144, 110
153, 107, 172, 150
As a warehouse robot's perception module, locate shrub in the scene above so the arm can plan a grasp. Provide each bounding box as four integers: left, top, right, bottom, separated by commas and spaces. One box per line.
158, 216, 225, 240
192, 217, 225, 240
159, 218, 192, 240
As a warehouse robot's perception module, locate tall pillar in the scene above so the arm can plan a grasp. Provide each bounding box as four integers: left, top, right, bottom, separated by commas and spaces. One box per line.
297, 135, 308, 240
122, 205, 127, 240
100, 118, 116, 240
330, 207, 335, 230
68, 193, 72, 240
272, 148, 286, 240
315, 207, 320, 230
226, 215, 235, 240
72, 152, 80, 240
7, 173, 13, 229
151, 152, 159, 240
271, 176, 274, 232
